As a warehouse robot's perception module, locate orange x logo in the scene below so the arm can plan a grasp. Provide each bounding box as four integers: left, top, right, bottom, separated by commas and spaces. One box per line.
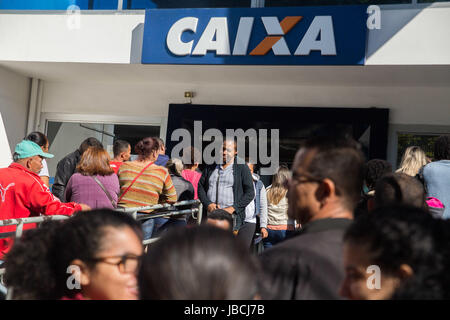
250, 16, 303, 56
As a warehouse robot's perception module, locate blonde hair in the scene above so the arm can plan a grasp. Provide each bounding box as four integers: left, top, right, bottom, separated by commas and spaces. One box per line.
267, 166, 291, 205
396, 146, 428, 177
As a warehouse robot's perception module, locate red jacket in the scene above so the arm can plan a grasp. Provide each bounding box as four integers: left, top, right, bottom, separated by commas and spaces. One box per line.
110, 161, 124, 175
0, 163, 82, 258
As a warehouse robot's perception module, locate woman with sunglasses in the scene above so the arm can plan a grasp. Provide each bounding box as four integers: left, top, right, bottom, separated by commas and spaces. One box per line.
3, 209, 143, 300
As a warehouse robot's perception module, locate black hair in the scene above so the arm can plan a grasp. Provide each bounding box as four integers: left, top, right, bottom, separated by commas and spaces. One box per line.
113, 140, 130, 158
392, 219, 450, 300
3, 209, 143, 300
374, 173, 426, 209
363, 159, 392, 190
300, 135, 365, 211
434, 135, 450, 161
79, 137, 104, 154
139, 226, 259, 299
344, 205, 440, 278
135, 137, 159, 159
25, 131, 48, 148
207, 209, 234, 231
392, 271, 448, 300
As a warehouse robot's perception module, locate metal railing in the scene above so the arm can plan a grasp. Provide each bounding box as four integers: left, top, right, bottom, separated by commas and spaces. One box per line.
116, 199, 203, 245
0, 215, 71, 300
0, 201, 202, 299
0, 215, 70, 239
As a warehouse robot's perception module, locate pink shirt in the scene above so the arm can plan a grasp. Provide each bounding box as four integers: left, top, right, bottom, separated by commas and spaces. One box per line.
181, 169, 201, 200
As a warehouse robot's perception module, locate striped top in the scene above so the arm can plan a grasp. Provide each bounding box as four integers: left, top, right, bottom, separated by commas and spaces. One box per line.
118, 162, 177, 213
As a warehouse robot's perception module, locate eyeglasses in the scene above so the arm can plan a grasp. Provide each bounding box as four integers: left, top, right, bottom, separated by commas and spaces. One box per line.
89, 254, 142, 274
285, 171, 323, 188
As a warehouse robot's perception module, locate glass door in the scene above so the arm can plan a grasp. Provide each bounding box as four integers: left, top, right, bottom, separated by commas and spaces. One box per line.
46, 121, 160, 182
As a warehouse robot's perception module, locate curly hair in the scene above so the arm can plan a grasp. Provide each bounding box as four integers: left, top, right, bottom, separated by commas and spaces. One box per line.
134, 137, 159, 160
344, 205, 443, 288
363, 159, 392, 190
3, 209, 142, 300
392, 219, 450, 299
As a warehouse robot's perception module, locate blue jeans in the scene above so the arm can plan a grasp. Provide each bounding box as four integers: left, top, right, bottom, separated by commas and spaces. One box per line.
263, 229, 296, 249
139, 216, 155, 240
152, 217, 186, 238
263, 229, 286, 249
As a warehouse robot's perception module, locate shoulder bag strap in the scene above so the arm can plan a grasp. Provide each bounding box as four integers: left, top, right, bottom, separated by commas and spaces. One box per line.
117, 161, 154, 203
91, 176, 117, 208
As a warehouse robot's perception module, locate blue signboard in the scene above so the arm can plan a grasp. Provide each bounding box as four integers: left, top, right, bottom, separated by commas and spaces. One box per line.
141, 6, 367, 65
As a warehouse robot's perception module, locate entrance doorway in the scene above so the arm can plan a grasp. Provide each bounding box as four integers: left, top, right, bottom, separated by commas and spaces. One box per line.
46, 121, 160, 179
166, 104, 389, 186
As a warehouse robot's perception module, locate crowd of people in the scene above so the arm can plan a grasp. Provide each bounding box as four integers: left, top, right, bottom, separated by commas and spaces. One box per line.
0, 131, 450, 300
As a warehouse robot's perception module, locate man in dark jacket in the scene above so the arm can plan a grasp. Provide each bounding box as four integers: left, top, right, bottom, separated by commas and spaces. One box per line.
154, 137, 169, 167
259, 136, 365, 300
52, 137, 103, 201
198, 139, 255, 231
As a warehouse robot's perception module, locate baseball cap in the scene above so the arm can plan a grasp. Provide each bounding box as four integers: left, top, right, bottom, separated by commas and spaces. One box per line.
14, 140, 54, 159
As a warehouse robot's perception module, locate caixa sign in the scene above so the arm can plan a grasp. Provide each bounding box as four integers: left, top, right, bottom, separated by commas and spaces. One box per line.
141, 6, 367, 65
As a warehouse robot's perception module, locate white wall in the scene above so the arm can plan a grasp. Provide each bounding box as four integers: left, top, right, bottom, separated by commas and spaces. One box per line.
0, 66, 30, 151
0, 11, 144, 63
41, 80, 450, 126
367, 4, 450, 65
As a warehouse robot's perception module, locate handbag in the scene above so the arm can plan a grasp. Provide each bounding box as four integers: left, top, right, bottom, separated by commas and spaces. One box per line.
91, 176, 117, 208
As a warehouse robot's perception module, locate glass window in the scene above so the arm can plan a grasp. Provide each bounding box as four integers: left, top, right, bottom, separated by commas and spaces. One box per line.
396, 133, 440, 166
46, 121, 160, 179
